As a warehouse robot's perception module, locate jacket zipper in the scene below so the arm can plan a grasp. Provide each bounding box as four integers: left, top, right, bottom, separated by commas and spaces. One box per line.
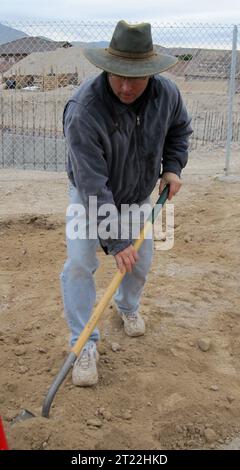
136, 115, 142, 199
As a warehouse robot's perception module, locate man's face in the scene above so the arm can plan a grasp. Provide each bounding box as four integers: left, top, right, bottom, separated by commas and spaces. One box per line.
108, 73, 150, 104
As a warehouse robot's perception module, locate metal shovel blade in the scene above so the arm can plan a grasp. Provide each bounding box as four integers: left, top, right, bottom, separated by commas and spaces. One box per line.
11, 409, 35, 425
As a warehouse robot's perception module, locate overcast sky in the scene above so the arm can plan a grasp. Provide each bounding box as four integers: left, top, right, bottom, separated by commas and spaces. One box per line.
1, 0, 240, 23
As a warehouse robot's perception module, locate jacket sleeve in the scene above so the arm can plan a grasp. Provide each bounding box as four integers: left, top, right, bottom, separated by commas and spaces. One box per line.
64, 101, 132, 256
162, 83, 193, 177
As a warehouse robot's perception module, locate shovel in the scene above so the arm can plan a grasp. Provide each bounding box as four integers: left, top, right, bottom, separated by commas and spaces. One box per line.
15, 184, 169, 421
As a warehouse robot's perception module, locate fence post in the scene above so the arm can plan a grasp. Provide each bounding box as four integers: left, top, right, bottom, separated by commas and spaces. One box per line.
225, 25, 238, 176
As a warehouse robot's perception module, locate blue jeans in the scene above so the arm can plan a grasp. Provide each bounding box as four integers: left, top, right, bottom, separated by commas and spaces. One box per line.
60, 183, 153, 347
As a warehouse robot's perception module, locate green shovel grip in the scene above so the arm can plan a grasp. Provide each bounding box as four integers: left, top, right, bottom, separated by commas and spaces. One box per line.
149, 184, 170, 224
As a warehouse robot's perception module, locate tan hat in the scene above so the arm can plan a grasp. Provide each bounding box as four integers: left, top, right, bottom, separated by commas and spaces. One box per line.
84, 20, 178, 77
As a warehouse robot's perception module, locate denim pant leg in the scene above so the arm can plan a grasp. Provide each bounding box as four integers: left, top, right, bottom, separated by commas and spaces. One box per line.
113, 238, 153, 314
60, 184, 100, 347
114, 198, 154, 315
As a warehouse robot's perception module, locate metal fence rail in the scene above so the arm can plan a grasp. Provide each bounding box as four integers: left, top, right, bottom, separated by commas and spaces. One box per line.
0, 21, 239, 173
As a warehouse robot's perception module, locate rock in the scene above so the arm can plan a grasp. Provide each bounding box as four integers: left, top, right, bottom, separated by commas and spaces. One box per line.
14, 346, 27, 356
23, 326, 32, 333
210, 385, 219, 391
186, 423, 194, 433
99, 409, 112, 421
204, 428, 217, 443
47, 332, 56, 338
111, 342, 121, 352
224, 404, 231, 410
102, 410, 112, 421
17, 357, 24, 366
197, 338, 211, 352
38, 348, 47, 354
18, 337, 31, 345
97, 343, 107, 355
19, 366, 29, 374
103, 356, 111, 364
5, 383, 18, 393
122, 410, 132, 420
170, 348, 178, 357
175, 425, 183, 433
226, 394, 235, 404
87, 418, 102, 428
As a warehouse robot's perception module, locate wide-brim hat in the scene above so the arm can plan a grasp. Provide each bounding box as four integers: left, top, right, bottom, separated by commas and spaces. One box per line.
83, 20, 178, 77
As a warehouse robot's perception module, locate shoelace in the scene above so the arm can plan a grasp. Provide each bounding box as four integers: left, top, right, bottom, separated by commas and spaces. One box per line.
78, 350, 89, 370
126, 312, 138, 321
77, 346, 96, 370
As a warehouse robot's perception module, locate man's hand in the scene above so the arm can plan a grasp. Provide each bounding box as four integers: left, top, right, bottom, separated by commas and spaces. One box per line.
114, 245, 139, 274
159, 172, 182, 200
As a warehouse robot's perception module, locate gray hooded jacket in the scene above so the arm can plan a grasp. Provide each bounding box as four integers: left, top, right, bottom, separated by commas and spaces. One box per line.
63, 72, 192, 255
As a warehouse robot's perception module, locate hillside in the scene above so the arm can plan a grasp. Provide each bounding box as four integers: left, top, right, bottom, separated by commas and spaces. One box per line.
0, 22, 28, 45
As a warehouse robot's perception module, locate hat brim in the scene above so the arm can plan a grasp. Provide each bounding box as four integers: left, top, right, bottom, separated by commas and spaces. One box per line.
83, 48, 178, 77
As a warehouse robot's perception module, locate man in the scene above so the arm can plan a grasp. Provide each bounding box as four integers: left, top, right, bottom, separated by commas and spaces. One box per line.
61, 20, 192, 387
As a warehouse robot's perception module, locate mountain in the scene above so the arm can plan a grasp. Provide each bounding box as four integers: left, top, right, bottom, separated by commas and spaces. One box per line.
0, 22, 28, 45
71, 41, 109, 48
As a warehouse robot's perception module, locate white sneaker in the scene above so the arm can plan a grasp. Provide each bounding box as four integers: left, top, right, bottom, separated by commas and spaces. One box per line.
72, 341, 99, 387
119, 310, 145, 337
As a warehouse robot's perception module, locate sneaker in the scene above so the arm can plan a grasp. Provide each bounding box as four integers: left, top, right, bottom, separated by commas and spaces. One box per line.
72, 341, 99, 387
119, 310, 145, 337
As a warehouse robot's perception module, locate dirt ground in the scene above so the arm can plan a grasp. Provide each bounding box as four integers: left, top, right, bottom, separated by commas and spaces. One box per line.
1, 149, 240, 450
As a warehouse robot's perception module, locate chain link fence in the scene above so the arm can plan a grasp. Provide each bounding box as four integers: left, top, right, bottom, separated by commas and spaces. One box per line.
0, 21, 239, 173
